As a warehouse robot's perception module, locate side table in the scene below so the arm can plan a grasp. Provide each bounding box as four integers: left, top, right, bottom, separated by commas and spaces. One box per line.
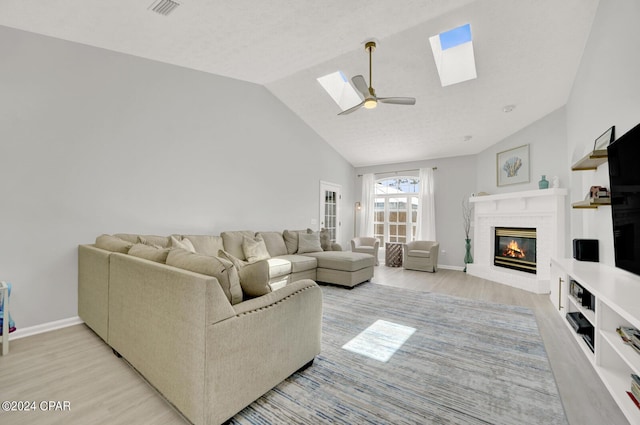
385, 242, 403, 267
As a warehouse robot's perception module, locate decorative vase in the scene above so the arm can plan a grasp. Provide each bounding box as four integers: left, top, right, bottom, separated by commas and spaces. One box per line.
463, 238, 473, 272
538, 175, 549, 189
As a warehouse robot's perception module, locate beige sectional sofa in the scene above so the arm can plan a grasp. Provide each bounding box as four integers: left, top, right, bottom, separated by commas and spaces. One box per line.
78, 229, 375, 425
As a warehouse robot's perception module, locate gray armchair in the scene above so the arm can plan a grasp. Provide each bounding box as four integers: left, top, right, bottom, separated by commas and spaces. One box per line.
350, 237, 380, 266
402, 240, 439, 272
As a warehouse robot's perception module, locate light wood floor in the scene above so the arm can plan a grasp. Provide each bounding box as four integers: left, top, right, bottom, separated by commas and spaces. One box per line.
0, 267, 629, 425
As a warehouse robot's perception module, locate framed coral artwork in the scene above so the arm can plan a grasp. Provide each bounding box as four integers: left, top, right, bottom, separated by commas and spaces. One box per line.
496, 144, 529, 186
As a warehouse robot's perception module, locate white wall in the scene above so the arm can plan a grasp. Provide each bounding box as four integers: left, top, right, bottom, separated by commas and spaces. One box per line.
475, 107, 569, 196
0, 26, 355, 329
472, 0, 640, 269
566, 0, 640, 267
474, 107, 571, 254
355, 155, 477, 269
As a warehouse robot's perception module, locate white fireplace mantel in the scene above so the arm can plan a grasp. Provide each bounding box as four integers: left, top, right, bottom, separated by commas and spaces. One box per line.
466, 188, 568, 294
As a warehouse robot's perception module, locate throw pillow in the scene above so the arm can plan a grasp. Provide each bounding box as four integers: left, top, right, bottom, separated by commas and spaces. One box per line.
256, 231, 288, 257
283, 229, 313, 254
128, 243, 170, 263
319, 228, 333, 251
166, 248, 242, 305
297, 232, 323, 254
113, 233, 140, 244
182, 235, 224, 257
218, 249, 271, 297
95, 234, 133, 253
220, 231, 256, 260
137, 235, 171, 248
242, 236, 271, 263
170, 235, 196, 253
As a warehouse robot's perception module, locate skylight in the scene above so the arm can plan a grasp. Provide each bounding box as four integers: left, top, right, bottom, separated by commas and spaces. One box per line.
317, 71, 362, 111
429, 23, 477, 87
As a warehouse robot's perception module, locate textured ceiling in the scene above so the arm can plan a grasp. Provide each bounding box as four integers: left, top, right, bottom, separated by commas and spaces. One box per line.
0, 0, 599, 167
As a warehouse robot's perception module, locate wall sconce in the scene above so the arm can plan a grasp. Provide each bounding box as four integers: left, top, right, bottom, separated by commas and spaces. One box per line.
355, 201, 361, 210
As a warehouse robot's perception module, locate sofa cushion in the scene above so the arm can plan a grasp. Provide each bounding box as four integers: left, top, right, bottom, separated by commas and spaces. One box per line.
304, 251, 375, 272
166, 248, 243, 305
242, 236, 271, 263
128, 243, 170, 263
297, 233, 323, 254
256, 231, 288, 257
113, 234, 171, 248
283, 229, 311, 254
95, 234, 133, 253
170, 235, 196, 253
113, 233, 139, 244
218, 250, 271, 297
138, 235, 171, 248
182, 235, 224, 257
221, 231, 255, 260
408, 249, 431, 258
276, 255, 317, 273
266, 258, 292, 278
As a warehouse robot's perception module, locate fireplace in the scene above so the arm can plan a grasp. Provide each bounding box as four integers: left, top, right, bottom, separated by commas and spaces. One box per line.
466, 189, 567, 294
494, 227, 537, 274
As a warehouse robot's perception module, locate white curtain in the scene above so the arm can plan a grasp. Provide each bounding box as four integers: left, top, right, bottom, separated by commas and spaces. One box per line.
416, 168, 436, 241
359, 173, 375, 237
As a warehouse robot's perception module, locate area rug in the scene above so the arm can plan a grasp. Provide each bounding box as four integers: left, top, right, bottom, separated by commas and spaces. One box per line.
229, 283, 567, 424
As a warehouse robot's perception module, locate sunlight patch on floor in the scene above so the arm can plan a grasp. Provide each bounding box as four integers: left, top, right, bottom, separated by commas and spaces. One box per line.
342, 319, 416, 362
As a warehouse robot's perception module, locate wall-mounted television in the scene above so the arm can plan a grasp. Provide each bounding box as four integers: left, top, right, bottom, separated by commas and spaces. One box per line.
607, 122, 640, 277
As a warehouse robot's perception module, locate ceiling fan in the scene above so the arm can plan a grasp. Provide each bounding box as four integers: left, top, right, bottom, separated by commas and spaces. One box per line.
339, 41, 416, 115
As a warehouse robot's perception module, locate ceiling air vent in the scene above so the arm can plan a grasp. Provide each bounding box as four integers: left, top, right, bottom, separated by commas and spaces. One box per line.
149, 0, 180, 16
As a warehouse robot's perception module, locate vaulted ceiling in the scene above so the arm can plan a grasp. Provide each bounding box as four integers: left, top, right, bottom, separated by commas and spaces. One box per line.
0, 0, 599, 166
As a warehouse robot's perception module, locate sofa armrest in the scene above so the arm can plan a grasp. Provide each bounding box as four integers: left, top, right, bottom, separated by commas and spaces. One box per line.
233, 279, 318, 316
205, 279, 322, 424
78, 244, 111, 341
108, 253, 236, 425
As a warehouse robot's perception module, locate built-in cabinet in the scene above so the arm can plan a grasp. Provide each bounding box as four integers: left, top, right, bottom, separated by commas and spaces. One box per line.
550, 258, 640, 424
571, 149, 611, 209
549, 261, 569, 313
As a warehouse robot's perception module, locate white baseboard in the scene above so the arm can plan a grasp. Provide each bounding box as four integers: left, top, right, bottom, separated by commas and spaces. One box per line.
9, 316, 84, 340
439, 264, 465, 271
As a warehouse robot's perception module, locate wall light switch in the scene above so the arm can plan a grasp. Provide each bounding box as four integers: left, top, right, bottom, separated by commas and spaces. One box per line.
311, 218, 317, 226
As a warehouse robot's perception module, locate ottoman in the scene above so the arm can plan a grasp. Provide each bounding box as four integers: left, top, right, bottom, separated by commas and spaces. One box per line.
304, 251, 375, 287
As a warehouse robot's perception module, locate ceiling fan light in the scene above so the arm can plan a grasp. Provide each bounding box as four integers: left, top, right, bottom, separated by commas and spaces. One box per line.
364, 98, 377, 109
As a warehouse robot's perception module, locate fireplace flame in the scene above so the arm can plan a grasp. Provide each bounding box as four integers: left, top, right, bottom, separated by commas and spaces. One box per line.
504, 240, 526, 259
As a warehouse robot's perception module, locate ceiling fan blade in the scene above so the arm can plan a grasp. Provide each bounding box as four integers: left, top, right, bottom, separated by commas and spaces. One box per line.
378, 97, 416, 105
338, 101, 364, 115
351, 75, 369, 97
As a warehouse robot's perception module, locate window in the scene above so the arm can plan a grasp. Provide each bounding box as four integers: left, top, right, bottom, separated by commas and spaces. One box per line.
373, 177, 419, 246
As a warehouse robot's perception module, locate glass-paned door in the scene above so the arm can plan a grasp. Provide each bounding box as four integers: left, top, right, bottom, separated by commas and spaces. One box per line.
320, 181, 341, 243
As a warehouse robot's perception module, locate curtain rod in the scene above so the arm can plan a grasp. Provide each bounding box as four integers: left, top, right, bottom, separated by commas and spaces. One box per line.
357, 167, 437, 178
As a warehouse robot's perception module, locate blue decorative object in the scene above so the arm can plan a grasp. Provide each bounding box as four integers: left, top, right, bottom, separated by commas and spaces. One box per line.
539, 175, 549, 189
0, 282, 15, 334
